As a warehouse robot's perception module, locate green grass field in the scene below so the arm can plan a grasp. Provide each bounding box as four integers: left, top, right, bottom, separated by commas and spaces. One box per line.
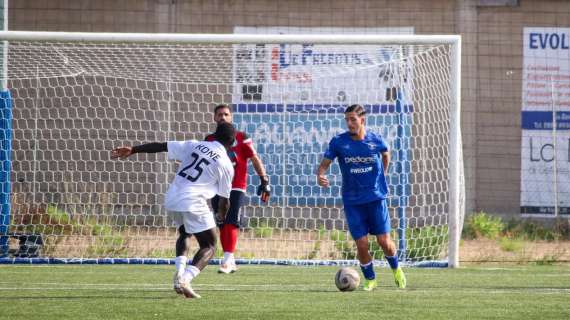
0, 264, 568, 320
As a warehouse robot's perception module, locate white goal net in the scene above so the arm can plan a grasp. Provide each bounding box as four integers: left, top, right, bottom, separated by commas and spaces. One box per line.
0, 32, 463, 267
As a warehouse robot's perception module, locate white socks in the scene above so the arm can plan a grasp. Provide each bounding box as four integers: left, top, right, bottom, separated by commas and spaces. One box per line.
175, 256, 188, 276
176, 256, 201, 283
223, 252, 235, 264
183, 265, 201, 282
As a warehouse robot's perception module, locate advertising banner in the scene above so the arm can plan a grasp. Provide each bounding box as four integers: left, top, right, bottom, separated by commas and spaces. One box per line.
521, 27, 570, 216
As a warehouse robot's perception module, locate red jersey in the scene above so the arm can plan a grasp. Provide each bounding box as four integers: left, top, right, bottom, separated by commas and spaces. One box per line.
206, 131, 256, 191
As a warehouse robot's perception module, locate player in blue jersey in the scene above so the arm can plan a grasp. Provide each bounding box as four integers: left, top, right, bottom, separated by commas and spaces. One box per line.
317, 104, 406, 290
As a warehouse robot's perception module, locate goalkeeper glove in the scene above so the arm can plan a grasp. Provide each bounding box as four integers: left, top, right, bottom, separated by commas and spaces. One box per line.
257, 176, 271, 203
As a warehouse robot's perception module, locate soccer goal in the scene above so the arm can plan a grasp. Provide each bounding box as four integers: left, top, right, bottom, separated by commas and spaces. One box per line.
0, 31, 463, 267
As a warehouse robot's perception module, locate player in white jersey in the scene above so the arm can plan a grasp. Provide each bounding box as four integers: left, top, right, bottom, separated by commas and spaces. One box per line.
111, 122, 236, 299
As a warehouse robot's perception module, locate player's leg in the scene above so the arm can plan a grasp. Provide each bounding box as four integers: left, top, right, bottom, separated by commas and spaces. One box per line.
376, 232, 406, 288
178, 228, 216, 299
344, 203, 376, 291
370, 199, 406, 289
378, 234, 406, 288
170, 212, 191, 295
192, 228, 217, 269
212, 194, 236, 272
179, 212, 217, 298
355, 235, 378, 291
376, 233, 396, 257
176, 225, 192, 257
218, 190, 244, 274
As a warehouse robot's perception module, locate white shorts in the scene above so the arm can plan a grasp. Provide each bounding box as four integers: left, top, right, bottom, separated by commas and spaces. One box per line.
168, 211, 216, 234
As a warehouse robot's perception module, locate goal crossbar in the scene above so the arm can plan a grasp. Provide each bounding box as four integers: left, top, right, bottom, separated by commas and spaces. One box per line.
0, 31, 460, 45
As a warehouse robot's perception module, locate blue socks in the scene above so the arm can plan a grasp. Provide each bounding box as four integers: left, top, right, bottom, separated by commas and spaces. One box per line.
385, 255, 399, 270
360, 261, 375, 280
360, 255, 399, 280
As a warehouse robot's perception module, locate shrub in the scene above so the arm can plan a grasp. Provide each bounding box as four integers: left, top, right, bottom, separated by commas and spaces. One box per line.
147, 248, 175, 258
405, 226, 449, 261
329, 230, 355, 259
536, 255, 558, 266
498, 237, 524, 252
85, 235, 127, 257
253, 223, 274, 238
46, 205, 72, 225
553, 219, 570, 240
504, 219, 570, 241
463, 211, 504, 239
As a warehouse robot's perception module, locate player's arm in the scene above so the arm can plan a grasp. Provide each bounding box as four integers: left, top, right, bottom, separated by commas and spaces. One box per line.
317, 158, 333, 187
216, 161, 233, 223
251, 154, 267, 180
381, 151, 390, 175
243, 133, 271, 203
251, 155, 271, 202
318, 137, 337, 187
111, 142, 168, 159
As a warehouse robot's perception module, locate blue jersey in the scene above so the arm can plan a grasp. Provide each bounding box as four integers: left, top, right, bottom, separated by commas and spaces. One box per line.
323, 131, 389, 205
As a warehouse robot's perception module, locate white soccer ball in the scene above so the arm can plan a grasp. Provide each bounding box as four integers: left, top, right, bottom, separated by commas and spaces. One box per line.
335, 267, 360, 291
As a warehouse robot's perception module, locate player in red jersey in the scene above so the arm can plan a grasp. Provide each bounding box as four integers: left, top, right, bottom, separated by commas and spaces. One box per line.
206, 103, 270, 274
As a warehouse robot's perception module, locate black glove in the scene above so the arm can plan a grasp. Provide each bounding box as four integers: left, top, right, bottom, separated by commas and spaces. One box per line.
257, 176, 271, 203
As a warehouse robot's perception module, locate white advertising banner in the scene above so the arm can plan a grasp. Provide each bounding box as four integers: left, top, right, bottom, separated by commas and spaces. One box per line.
521, 27, 570, 216
232, 26, 414, 106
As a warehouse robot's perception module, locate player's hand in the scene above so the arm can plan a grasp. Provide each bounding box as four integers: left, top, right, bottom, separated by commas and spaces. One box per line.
257, 176, 271, 203
215, 211, 226, 224
317, 174, 329, 187
111, 147, 133, 159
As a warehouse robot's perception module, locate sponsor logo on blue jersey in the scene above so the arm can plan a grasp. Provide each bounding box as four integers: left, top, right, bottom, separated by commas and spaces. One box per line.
350, 166, 373, 174
344, 156, 376, 164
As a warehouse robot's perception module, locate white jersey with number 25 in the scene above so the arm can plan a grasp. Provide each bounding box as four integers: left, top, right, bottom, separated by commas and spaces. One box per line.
164, 140, 234, 214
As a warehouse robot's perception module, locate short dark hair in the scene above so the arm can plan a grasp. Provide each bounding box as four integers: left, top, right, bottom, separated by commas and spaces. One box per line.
214, 103, 232, 115
214, 121, 236, 146
344, 104, 366, 116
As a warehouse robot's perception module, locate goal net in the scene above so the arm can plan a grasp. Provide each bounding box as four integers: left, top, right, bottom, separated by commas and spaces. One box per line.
0, 32, 463, 267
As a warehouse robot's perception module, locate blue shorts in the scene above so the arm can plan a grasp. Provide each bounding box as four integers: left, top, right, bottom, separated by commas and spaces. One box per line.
343, 199, 391, 240
211, 190, 246, 227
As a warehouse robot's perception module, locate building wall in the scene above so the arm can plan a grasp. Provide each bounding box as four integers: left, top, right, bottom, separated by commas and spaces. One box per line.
476, 1, 570, 218
7, 0, 570, 218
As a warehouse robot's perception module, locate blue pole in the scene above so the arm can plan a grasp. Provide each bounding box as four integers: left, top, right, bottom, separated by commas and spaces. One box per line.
0, 89, 12, 257
395, 89, 409, 261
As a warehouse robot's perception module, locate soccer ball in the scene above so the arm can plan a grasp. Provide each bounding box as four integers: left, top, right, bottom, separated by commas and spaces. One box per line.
335, 267, 360, 291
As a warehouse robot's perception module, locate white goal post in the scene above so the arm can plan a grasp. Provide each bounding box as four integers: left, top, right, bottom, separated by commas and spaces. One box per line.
0, 31, 463, 267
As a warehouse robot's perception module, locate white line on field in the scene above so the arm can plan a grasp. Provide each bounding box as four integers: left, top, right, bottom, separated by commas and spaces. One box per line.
0, 285, 568, 294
